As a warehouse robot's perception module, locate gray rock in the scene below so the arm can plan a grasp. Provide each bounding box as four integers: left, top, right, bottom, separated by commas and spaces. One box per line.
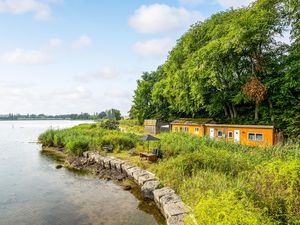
166, 214, 186, 225
56, 164, 63, 169
138, 173, 156, 186
126, 167, 140, 178
132, 169, 148, 183
115, 160, 125, 172
141, 180, 160, 199
160, 193, 182, 206
110, 159, 125, 171
163, 201, 189, 218
94, 154, 104, 164
82, 151, 90, 158
121, 163, 134, 175
153, 187, 175, 206
103, 158, 111, 169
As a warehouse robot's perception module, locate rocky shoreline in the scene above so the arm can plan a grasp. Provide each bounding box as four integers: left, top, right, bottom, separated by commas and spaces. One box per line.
50, 149, 189, 225
78, 151, 189, 225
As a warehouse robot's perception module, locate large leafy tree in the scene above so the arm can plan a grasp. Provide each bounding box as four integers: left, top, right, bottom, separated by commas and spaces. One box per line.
130, 0, 300, 137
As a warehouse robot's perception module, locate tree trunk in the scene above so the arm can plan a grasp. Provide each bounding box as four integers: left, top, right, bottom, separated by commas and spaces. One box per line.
232, 104, 238, 118
268, 100, 274, 122
227, 103, 234, 119
224, 106, 229, 117
255, 103, 259, 120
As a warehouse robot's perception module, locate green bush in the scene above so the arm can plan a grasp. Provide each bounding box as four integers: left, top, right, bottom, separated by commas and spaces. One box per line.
101, 133, 136, 150
250, 160, 300, 223
65, 135, 91, 156
187, 191, 274, 225
38, 129, 56, 146
99, 119, 119, 130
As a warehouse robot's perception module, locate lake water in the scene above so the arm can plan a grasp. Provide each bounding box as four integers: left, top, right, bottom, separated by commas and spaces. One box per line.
0, 121, 164, 225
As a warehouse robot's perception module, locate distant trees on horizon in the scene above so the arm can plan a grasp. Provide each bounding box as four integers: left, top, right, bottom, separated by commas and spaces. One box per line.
0, 108, 122, 121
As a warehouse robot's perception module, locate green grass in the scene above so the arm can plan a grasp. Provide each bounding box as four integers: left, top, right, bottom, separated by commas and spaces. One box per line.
38, 124, 300, 225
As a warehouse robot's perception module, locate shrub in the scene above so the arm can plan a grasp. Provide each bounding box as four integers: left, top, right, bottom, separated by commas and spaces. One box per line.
65, 136, 91, 156
101, 133, 136, 150
187, 191, 274, 225
99, 119, 119, 130
38, 129, 56, 146
249, 160, 300, 223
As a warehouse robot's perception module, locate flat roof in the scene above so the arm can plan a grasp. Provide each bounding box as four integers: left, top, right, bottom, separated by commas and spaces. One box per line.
171, 118, 214, 125
205, 124, 274, 129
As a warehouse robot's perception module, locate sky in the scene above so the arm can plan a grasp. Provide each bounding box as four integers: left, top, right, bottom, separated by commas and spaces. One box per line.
0, 0, 255, 115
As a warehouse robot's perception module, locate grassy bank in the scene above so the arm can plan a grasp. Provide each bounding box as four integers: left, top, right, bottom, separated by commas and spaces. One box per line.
38, 122, 300, 225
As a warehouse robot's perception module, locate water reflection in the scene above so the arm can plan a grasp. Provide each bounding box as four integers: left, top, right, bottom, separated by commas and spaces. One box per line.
0, 121, 165, 225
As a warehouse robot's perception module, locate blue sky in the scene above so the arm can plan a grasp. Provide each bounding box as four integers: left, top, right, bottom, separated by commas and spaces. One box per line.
0, 0, 253, 115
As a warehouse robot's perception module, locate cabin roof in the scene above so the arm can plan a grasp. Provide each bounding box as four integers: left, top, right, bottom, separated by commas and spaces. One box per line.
170, 118, 274, 129
171, 118, 214, 125
205, 124, 274, 129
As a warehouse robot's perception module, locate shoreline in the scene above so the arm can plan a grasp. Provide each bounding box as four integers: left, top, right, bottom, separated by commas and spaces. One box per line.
41, 147, 167, 225
41, 147, 188, 225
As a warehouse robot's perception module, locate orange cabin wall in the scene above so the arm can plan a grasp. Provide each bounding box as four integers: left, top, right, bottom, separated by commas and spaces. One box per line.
171, 124, 274, 147
204, 126, 274, 147
171, 124, 204, 137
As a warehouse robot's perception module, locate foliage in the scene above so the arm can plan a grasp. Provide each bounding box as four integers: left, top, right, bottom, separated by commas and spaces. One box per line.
94, 108, 122, 120
119, 119, 144, 134
38, 123, 137, 155
99, 119, 119, 130
39, 123, 300, 224
129, 0, 300, 137
188, 191, 274, 225
65, 135, 91, 156
38, 129, 56, 147
249, 160, 300, 223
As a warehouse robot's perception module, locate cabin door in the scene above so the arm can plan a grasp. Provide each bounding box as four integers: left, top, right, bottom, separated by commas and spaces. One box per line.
210, 128, 214, 139
234, 130, 240, 143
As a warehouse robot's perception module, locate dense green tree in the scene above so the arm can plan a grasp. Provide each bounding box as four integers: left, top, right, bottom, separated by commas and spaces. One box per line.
130, 0, 300, 137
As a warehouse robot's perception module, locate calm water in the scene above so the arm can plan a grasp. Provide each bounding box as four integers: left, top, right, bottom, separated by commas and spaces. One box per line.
0, 121, 163, 225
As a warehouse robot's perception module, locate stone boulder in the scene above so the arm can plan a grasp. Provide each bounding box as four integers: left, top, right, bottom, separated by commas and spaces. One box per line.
153, 187, 175, 207
138, 172, 156, 186
132, 169, 149, 183
141, 180, 160, 199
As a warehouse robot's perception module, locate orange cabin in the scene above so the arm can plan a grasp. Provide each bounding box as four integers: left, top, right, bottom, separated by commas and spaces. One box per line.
171, 118, 278, 147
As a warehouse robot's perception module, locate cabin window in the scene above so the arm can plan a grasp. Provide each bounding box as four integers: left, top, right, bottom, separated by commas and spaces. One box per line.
228, 131, 233, 138
248, 133, 264, 141
248, 133, 256, 140
217, 131, 223, 137
195, 128, 199, 134
184, 127, 188, 133
256, 133, 263, 141
175, 127, 178, 132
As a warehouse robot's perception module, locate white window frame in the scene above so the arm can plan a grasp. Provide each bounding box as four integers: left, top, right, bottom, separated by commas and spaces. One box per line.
247, 132, 264, 141
195, 127, 199, 134
184, 127, 188, 133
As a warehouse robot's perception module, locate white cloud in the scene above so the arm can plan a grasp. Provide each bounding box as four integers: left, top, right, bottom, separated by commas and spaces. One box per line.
49, 38, 62, 48
129, 4, 203, 33
0, 0, 60, 21
75, 66, 119, 82
72, 35, 92, 49
133, 38, 174, 57
0, 48, 49, 64
217, 0, 253, 8
104, 89, 132, 99
63, 86, 92, 100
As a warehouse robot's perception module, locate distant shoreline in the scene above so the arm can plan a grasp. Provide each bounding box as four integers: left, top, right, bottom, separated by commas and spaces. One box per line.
0, 119, 95, 121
